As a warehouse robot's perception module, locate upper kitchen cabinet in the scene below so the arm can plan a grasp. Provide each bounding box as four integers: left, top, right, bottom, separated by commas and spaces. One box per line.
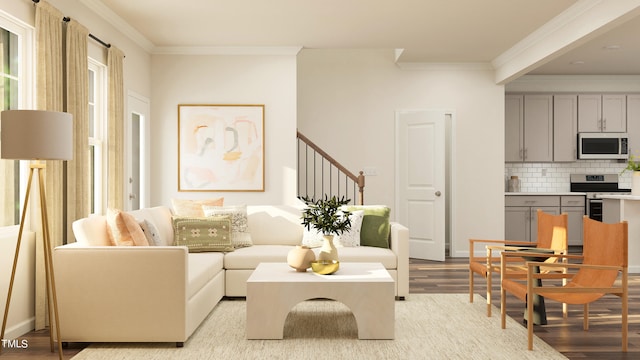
553, 94, 578, 162
505, 94, 553, 162
577, 94, 626, 133
627, 94, 640, 155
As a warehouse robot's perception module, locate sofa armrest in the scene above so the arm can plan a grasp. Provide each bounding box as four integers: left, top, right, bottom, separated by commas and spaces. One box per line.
53, 245, 190, 342
389, 222, 409, 298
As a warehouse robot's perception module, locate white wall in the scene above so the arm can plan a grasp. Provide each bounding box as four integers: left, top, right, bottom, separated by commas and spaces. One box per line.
297, 49, 505, 257
150, 53, 298, 206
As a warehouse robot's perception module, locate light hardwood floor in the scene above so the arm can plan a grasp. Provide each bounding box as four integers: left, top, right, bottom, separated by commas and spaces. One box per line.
3, 257, 638, 359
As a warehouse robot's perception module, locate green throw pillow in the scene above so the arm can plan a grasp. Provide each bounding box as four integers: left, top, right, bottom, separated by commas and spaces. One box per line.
345, 206, 391, 249
172, 216, 234, 252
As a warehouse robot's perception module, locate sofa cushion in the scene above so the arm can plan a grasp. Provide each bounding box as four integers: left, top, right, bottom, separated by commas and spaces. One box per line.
247, 206, 304, 246
172, 216, 234, 252
224, 244, 397, 270
171, 197, 224, 217
345, 205, 391, 249
203, 205, 253, 248
224, 245, 293, 269
329, 246, 397, 269
187, 252, 224, 300
72, 215, 111, 246
106, 208, 149, 246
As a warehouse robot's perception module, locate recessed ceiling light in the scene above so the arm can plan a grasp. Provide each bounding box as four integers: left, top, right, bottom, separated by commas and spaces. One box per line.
603, 45, 621, 50
570, 60, 585, 65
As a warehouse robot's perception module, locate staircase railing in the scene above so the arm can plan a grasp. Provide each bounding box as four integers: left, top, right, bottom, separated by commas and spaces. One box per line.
297, 131, 365, 205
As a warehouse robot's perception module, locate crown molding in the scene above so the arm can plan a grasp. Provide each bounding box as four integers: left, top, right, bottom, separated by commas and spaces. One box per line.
151, 46, 303, 56
80, 0, 155, 52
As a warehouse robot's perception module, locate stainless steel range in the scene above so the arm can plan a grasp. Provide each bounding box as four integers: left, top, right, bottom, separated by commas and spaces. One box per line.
569, 174, 631, 221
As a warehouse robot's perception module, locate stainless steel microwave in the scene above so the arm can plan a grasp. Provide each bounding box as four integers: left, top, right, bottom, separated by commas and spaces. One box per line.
577, 132, 629, 160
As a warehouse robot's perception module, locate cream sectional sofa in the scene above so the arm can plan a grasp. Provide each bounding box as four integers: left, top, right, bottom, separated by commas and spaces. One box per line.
53, 204, 409, 346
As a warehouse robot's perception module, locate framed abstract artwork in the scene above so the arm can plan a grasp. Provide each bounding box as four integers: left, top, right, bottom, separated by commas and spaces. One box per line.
178, 104, 265, 191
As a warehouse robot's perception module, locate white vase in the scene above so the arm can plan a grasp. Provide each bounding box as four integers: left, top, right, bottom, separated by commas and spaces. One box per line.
633, 171, 640, 196
318, 235, 339, 261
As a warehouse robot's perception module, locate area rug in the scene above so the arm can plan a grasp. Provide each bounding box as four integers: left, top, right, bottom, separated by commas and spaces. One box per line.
71, 294, 567, 359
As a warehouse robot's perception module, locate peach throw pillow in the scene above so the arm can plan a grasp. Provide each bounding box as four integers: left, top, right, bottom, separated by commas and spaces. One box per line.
171, 197, 224, 217
106, 208, 149, 246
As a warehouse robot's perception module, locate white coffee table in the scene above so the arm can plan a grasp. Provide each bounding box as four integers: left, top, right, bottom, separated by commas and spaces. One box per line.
246, 262, 395, 340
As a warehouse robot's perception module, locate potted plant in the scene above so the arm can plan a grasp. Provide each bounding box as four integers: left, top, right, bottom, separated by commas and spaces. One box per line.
622, 154, 640, 196
299, 195, 351, 261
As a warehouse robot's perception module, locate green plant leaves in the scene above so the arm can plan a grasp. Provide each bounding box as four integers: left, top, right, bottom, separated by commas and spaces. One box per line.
299, 195, 352, 236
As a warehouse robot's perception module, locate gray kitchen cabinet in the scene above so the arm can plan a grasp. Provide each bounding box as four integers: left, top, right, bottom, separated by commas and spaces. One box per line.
626, 94, 640, 155
560, 195, 586, 246
505, 95, 524, 162
505, 94, 553, 162
505, 195, 560, 242
553, 94, 578, 161
577, 94, 626, 133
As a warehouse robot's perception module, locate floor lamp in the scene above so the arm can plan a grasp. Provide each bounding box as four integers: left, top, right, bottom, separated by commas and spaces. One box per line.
0, 110, 72, 360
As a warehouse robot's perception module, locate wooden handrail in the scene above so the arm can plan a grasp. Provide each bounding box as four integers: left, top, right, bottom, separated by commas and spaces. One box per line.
297, 131, 365, 205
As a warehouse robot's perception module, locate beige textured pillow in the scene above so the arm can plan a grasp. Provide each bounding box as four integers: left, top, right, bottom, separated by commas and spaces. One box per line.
202, 204, 253, 248
171, 197, 224, 217
106, 208, 149, 246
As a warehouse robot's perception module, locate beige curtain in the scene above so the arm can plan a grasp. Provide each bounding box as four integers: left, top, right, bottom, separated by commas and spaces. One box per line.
107, 46, 125, 210
65, 20, 90, 243
34, 0, 64, 331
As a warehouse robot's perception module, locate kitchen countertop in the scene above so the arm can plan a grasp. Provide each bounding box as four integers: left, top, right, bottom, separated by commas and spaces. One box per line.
599, 194, 640, 200
505, 192, 586, 196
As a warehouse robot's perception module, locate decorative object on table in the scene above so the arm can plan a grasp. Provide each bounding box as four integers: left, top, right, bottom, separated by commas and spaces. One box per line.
287, 245, 316, 272
622, 154, 640, 196
310, 260, 340, 275
0, 110, 73, 360
177, 104, 264, 192
299, 195, 352, 262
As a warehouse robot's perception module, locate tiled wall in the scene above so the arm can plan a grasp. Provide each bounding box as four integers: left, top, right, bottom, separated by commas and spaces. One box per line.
505, 160, 632, 193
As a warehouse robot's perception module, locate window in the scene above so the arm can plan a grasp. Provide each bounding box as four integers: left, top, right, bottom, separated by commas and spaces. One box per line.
0, 12, 33, 226
88, 58, 106, 215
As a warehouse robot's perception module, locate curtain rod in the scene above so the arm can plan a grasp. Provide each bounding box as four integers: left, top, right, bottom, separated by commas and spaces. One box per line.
32, 0, 112, 49
62, 17, 112, 49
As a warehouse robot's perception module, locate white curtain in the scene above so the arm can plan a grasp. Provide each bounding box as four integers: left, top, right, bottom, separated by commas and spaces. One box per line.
65, 20, 90, 243
107, 46, 125, 210
34, 0, 64, 331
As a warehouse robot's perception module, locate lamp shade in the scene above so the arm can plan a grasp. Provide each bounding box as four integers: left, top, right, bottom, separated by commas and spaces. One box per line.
1, 110, 73, 161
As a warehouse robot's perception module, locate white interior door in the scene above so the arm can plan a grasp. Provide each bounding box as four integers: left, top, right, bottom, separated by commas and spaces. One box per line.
396, 110, 446, 261
126, 91, 150, 210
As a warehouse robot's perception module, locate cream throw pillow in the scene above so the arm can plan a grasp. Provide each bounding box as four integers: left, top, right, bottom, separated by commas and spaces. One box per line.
202, 205, 253, 248
106, 208, 149, 246
335, 210, 364, 247
171, 197, 224, 217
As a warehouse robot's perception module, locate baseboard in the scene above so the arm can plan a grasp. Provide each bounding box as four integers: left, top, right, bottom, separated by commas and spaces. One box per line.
2, 317, 34, 340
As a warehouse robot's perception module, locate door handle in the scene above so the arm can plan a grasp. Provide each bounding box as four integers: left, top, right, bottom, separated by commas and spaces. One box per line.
129, 194, 137, 200
435, 191, 441, 197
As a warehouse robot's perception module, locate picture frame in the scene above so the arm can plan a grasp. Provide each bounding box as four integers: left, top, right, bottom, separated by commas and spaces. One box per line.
178, 104, 265, 192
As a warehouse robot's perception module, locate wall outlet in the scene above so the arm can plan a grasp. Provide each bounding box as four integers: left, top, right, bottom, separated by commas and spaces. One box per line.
541, 168, 547, 176
364, 167, 378, 176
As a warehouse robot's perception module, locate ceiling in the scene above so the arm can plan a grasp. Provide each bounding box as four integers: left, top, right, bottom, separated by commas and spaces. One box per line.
94, 0, 640, 76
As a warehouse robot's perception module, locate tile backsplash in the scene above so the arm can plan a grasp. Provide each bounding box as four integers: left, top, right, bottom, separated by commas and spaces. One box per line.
505, 160, 632, 193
